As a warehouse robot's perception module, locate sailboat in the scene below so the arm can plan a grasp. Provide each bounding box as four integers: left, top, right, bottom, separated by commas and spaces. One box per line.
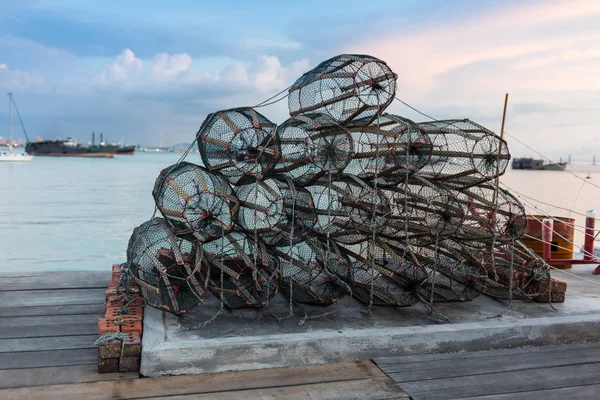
0, 92, 33, 162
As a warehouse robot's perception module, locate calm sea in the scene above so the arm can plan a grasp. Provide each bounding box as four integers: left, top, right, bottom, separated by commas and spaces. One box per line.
1, 149, 599, 272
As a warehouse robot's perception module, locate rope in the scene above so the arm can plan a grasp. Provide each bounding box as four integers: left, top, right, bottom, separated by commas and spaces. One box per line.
253, 85, 292, 108
94, 331, 129, 346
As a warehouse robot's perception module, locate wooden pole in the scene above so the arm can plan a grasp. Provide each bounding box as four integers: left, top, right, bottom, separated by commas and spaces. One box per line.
492, 94, 509, 204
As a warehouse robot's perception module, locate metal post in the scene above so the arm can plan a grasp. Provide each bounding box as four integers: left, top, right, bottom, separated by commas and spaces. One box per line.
584, 210, 595, 261
8, 92, 12, 152
542, 218, 553, 260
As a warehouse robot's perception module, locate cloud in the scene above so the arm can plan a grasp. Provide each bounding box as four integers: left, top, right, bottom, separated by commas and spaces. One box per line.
0, 63, 45, 90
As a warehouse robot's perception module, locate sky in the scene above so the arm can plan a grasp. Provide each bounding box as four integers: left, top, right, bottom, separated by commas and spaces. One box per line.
0, 0, 598, 159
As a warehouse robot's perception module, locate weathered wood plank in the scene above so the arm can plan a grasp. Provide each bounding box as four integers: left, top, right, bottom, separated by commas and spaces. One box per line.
0, 348, 97, 370
399, 363, 600, 400
0, 271, 110, 291
0, 364, 137, 389
0, 376, 407, 400
0, 335, 96, 353
457, 383, 600, 400
382, 346, 600, 380
0, 289, 105, 307
0, 314, 100, 339
0, 303, 105, 318
374, 342, 600, 365
144, 377, 407, 400
0, 360, 389, 399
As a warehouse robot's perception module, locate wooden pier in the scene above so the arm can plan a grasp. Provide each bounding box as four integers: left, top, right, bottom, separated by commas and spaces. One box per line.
1, 270, 599, 399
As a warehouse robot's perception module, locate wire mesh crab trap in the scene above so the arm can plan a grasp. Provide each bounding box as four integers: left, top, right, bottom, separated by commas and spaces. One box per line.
415, 120, 510, 190
454, 183, 527, 245
201, 231, 280, 308
197, 107, 280, 185
462, 240, 551, 300
126, 217, 207, 314
331, 241, 421, 307
234, 179, 285, 235
275, 238, 348, 305
288, 54, 397, 125
274, 113, 353, 186
260, 178, 318, 247
153, 162, 239, 243
345, 114, 433, 186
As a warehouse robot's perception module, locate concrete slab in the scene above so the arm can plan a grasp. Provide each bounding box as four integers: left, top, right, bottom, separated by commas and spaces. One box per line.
141, 264, 600, 377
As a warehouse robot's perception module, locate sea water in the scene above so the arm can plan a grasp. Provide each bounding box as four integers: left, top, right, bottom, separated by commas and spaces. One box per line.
1, 150, 599, 272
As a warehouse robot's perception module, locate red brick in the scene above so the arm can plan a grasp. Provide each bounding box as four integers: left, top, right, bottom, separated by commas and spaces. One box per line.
120, 317, 143, 336
105, 294, 143, 308
105, 306, 143, 320
119, 356, 140, 372
122, 332, 142, 358
98, 318, 119, 334
548, 277, 567, 293
97, 338, 122, 359
98, 357, 119, 373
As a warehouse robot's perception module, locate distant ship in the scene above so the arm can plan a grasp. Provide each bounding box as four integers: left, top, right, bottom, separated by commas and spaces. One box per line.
26, 133, 118, 158
116, 145, 136, 155
512, 158, 566, 170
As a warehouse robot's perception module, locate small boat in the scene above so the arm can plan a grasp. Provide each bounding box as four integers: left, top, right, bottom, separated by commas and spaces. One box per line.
116, 145, 136, 155
0, 93, 33, 162
26, 133, 118, 158
511, 158, 566, 170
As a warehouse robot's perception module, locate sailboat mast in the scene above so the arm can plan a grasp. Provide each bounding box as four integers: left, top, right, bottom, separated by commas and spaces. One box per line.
8, 92, 12, 153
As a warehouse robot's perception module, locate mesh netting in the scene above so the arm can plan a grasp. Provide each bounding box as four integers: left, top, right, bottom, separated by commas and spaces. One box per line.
454, 183, 527, 245
153, 162, 239, 243
275, 113, 353, 186
288, 54, 397, 124
201, 231, 280, 308
415, 120, 510, 190
127, 218, 207, 314
345, 114, 433, 186
234, 179, 285, 234
261, 178, 318, 247
275, 238, 347, 305
197, 107, 280, 185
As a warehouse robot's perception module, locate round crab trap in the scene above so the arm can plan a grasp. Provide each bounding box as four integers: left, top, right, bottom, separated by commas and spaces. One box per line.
275, 238, 348, 305
234, 179, 285, 235
455, 183, 527, 244
201, 231, 280, 309
288, 54, 397, 125
153, 162, 239, 243
197, 107, 280, 185
333, 242, 419, 307
400, 179, 466, 245
470, 240, 550, 300
261, 178, 317, 247
345, 114, 432, 186
274, 113, 353, 186
306, 177, 391, 244
415, 119, 510, 190
405, 240, 487, 302
126, 217, 207, 314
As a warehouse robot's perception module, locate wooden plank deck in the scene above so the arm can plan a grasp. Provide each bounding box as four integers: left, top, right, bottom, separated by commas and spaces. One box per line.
0, 271, 408, 400
375, 343, 600, 399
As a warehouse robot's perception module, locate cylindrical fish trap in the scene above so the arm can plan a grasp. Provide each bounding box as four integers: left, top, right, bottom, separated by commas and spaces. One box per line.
234, 179, 285, 235
127, 217, 207, 314
288, 54, 397, 125
454, 183, 527, 245
332, 241, 420, 307
415, 119, 510, 189
275, 113, 353, 186
261, 178, 317, 247
201, 231, 280, 308
197, 107, 280, 185
345, 114, 433, 186
468, 240, 550, 300
153, 162, 239, 243
275, 238, 347, 305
